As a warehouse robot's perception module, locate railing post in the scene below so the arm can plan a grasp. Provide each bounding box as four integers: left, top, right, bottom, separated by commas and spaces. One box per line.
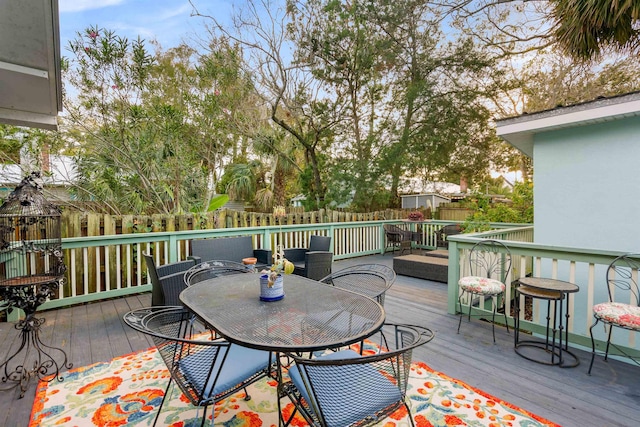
447, 240, 461, 315
264, 229, 272, 251
168, 234, 179, 263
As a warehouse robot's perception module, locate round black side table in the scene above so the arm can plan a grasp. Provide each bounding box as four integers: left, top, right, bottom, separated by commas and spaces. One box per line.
0, 276, 72, 398
514, 277, 580, 368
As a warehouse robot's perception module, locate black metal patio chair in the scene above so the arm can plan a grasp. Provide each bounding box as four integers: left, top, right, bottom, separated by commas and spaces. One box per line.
320, 267, 393, 306
457, 239, 512, 342
123, 306, 275, 427
281, 323, 434, 427
588, 253, 640, 374
383, 224, 415, 255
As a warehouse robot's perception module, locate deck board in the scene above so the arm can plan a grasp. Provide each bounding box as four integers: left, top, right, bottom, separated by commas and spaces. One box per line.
0, 253, 638, 427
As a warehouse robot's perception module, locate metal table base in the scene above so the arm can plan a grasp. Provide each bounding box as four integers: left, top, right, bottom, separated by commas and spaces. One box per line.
514, 278, 580, 368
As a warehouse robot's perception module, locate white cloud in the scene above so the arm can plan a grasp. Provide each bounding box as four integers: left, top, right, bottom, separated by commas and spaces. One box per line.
156, 3, 193, 20
59, 0, 125, 13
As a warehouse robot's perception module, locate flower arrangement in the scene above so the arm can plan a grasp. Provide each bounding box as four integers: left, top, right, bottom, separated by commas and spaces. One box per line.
262, 205, 294, 287
264, 245, 295, 287
408, 210, 424, 221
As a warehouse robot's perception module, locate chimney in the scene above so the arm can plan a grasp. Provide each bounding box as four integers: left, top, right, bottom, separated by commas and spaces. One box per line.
41, 145, 50, 173
460, 176, 468, 193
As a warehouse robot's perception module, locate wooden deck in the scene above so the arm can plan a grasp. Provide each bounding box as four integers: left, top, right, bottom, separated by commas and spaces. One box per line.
1, 253, 639, 427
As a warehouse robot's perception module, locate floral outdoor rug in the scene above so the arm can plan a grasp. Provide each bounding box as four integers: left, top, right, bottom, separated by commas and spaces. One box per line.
30, 343, 560, 427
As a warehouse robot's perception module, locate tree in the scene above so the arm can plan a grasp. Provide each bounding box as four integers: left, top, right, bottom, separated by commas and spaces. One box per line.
64, 27, 201, 214
63, 27, 266, 214
550, 0, 640, 60
191, 0, 337, 209
288, 0, 393, 210
363, 1, 503, 203
441, 1, 640, 61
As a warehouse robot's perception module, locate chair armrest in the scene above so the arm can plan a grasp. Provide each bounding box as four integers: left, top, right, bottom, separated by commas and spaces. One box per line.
253, 249, 272, 266
284, 248, 307, 262
187, 255, 202, 265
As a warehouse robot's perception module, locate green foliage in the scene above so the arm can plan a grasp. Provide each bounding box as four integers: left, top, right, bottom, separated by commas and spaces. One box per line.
63, 27, 263, 214
550, 0, 640, 60
463, 182, 533, 232
206, 194, 229, 212
0, 125, 23, 163
54, 5, 640, 216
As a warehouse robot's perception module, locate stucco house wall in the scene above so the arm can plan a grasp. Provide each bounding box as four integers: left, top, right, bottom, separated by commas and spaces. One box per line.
534, 115, 640, 252
497, 92, 640, 253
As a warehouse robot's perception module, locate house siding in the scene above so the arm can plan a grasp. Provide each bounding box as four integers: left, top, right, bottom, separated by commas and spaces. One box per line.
534, 115, 640, 253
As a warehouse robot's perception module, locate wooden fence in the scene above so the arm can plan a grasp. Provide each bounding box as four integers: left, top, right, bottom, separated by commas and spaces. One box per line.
58, 207, 429, 238
436, 204, 474, 221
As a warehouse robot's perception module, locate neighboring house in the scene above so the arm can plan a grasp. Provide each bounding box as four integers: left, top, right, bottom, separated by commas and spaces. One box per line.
291, 194, 306, 208
400, 193, 450, 210
496, 91, 640, 253
402, 178, 461, 195
0, 155, 77, 202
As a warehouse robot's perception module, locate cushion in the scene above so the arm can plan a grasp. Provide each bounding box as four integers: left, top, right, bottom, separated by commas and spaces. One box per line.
593, 302, 640, 329
180, 344, 271, 400
458, 276, 505, 295
289, 349, 402, 427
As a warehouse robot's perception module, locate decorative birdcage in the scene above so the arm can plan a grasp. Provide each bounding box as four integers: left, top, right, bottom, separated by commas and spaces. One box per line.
0, 172, 66, 290
0, 172, 71, 398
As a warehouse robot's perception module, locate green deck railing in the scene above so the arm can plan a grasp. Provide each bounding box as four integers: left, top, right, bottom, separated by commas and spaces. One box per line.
447, 227, 640, 360
6, 219, 637, 361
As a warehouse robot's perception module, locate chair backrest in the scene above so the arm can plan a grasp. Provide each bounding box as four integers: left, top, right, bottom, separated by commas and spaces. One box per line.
383, 224, 401, 233
303, 251, 333, 281
333, 264, 396, 287
287, 323, 434, 427
191, 236, 254, 263
185, 260, 250, 286
436, 224, 462, 248
468, 239, 512, 283
159, 272, 189, 306
606, 254, 640, 306
144, 253, 197, 306
308, 235, 331, 252
143, 252, 164, 305
320, 269, 390, 304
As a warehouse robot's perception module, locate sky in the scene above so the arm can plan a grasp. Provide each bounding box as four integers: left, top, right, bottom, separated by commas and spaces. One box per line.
57, 0, 232, 54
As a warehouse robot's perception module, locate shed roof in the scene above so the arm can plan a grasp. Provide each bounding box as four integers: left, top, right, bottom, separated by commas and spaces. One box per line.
495, 91, 640, 157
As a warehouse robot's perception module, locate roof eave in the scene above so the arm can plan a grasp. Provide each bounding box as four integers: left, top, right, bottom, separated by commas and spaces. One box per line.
496, 94, 640, 158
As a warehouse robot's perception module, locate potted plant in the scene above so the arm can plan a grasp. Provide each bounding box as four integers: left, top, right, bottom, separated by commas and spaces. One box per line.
407, 210, 424, 221
258, 245, 294, 301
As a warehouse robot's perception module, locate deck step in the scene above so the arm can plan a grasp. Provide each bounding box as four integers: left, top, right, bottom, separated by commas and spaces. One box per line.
424, 249, 449, 259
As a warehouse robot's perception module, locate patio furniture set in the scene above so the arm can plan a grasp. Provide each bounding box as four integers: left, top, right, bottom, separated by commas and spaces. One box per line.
385, 222, 461, 283
116, 235, 640, 426
456, 240, 640, 372
127, 234, 436, 426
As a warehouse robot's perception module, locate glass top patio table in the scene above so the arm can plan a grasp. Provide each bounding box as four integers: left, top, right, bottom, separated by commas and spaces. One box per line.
179, 273, 385, 353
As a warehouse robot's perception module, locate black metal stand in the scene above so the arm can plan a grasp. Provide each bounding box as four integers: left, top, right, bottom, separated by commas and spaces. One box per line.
514, 280, 580, 368
0, 313, 72, 398
0, 277, 72, 398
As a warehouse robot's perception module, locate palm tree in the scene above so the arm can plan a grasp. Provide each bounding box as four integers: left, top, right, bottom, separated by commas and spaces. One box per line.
551, 0, 640, 60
